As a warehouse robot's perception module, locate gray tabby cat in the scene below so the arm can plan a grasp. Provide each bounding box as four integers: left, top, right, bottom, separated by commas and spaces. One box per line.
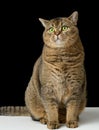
0, 11, 87, 129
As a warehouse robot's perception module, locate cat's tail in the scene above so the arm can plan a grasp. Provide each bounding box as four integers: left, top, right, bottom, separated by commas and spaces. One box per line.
0, 106, 30, 116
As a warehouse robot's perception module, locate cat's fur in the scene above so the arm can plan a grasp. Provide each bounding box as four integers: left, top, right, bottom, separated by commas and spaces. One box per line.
0, 11, 87, 129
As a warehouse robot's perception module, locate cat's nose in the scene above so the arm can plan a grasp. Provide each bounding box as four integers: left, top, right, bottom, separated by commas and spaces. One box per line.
54, 31, 61, 36
54, 35, 60, 41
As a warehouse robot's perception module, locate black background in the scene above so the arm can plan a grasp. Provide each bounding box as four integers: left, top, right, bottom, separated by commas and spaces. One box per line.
0, 0, 99, 107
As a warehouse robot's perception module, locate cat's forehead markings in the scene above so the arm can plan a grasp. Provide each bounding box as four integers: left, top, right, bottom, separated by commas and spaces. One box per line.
50, 18, 62, 27
49, 17, 70, 27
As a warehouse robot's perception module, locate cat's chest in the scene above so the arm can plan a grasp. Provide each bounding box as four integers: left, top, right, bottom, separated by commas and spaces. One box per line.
50, 69, 68, 101
51, 68, 66, 84
41, 63, 71, 102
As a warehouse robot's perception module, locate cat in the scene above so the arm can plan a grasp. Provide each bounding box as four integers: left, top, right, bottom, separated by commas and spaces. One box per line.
0, 11, 87, 129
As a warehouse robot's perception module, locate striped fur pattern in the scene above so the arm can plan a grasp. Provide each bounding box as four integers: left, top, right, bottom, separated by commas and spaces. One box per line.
0, 11, 87, 129
0, 106, 30, 116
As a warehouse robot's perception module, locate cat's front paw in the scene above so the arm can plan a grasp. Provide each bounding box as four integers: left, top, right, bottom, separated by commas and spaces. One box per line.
40, 117, 47, 124
66, 120, 78, 128
47, 121, 60, 129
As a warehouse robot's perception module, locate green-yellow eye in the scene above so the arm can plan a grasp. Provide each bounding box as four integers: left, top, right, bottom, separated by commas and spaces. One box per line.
62, 26, 68, 31
49, 27, 54, 32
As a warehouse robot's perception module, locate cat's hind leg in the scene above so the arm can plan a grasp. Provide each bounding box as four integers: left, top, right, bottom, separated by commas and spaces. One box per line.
25, 57, 47, 124
25, 81, 47, 123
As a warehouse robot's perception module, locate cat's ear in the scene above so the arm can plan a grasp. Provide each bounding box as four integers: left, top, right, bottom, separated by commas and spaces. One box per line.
39, 18, 49, 28
68, 11, 78, 25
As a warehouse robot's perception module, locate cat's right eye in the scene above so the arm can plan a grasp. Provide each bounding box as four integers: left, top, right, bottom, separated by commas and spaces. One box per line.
62, 25, 68, 31
49, 27, 54, 33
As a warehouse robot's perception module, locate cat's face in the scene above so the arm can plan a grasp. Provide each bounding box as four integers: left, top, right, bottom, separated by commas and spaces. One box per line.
39, 11, 79, 48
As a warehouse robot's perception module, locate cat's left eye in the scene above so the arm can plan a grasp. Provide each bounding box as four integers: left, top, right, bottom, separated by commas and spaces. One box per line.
62, 26, 68, 31
49, 27, 54, 33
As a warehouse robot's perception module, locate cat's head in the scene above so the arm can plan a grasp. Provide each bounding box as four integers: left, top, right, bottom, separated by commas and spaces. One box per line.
39, 11, 79, 48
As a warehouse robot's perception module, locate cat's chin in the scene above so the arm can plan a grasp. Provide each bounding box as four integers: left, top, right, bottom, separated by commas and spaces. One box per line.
55, 39, 61, 44
55, 40, 65, 47
49, 39, 65, 48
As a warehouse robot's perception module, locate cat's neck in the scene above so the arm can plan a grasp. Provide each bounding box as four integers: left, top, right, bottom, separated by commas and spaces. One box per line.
42, 38, 84, 67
